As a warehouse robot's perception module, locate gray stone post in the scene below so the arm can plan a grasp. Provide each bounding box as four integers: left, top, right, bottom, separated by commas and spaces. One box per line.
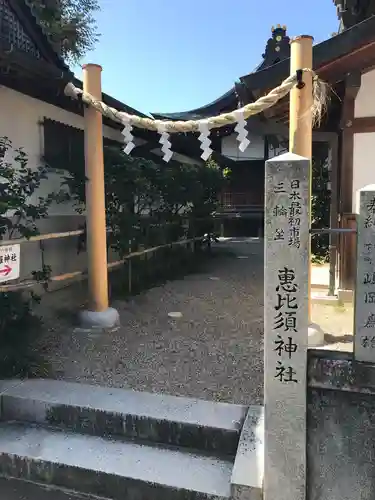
264, 152, 309, 500
354, 186, 375, 363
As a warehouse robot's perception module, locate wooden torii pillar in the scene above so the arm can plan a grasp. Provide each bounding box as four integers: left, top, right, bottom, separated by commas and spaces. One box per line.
79, 64, 119, 329
289, 36, 324, 345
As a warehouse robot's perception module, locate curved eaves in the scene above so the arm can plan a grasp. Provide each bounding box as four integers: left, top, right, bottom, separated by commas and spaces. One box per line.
152, 86, 238, 121
151, 61, 282, 123
151, 26, 293, 122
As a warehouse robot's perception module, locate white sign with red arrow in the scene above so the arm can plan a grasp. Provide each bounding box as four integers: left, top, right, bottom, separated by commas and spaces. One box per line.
0, 244, 20, 283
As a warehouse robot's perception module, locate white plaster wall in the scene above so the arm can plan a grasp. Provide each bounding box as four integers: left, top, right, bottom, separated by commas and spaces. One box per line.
353, 132, 375, 213
0, 85, 208, 286
0, 85, 124, 284
355, 69, 375, 118
0, 85, 123, 216
221, 133, 264, 161
352, 68, 375, 212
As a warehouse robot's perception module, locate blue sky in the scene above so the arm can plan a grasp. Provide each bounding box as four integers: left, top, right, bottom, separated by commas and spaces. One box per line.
76, 0, 339, 115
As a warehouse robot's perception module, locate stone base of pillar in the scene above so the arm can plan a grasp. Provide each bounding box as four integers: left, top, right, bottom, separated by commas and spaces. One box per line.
337, 288, 354, 304
311, 292, 340, 306
308, 322, 325, 346
79, 307, 120, 329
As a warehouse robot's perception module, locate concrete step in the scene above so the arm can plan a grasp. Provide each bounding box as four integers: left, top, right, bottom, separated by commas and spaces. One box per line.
230, 406, 264, 500
0, 379, 246, 456
0, 422, 233, 500
1, 477, 101, 500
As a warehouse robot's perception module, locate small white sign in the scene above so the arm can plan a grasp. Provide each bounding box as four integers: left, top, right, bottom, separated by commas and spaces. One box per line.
0, 244, 20, 283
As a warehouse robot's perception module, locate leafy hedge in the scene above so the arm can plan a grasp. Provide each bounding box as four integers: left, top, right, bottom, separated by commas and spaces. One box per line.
62, 145, 226, 259
0, 137, 61, 378
110, 239, 209, 298
0, 138, 226, 377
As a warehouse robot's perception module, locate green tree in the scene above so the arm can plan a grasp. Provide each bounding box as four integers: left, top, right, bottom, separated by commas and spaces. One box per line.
31, 0, 100, 63
0, 138, 56, 241
0, 137, 61, 377
62, 144, 226, 256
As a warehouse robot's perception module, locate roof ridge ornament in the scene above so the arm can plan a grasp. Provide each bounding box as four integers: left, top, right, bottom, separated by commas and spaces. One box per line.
262, 24, 290, 67
271, 24, 287, 32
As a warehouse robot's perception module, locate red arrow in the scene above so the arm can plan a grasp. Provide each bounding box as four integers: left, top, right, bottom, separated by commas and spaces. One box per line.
0, 264, 12, 276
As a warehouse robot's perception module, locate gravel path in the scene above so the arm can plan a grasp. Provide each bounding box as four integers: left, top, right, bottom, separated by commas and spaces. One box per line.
42, 238, 264, 405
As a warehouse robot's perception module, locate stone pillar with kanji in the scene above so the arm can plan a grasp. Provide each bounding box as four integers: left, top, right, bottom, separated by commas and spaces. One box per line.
354, 185, 375, 362
264, 152, 309, 500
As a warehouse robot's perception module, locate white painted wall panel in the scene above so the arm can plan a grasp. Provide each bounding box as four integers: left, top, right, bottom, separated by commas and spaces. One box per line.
221, 133, 264, 160
0, 85, 123, 216
0, 85, 123, 284
353, 132, 375, 213
355, 69, 375, 118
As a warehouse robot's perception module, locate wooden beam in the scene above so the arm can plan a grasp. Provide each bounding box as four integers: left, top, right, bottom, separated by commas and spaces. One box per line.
312, 131, 338, 141
352, 116, 375, 133
335, 73, 361, 292
339, 72, 361, 214
318, 41, 375, 83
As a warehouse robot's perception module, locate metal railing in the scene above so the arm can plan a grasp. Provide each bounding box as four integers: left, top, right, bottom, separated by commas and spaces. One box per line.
310, 228, 356, 234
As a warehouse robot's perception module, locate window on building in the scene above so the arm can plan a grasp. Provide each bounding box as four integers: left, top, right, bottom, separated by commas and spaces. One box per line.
43, 118, 84, 174
43, 118, 119, 175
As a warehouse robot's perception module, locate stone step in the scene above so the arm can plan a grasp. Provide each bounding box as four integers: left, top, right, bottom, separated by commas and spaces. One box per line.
0, 380, 246, 456
230, 406, 264, 500
0, 422, 233, 500
1, 477, 100, 500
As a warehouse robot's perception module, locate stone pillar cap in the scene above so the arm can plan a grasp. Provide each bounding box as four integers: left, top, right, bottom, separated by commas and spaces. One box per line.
355, 184, 375, 214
